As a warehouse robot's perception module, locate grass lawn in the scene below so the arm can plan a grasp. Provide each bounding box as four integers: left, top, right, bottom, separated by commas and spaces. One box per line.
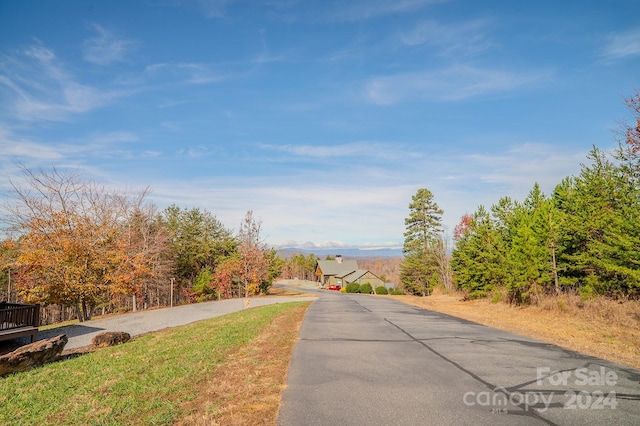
0, 302, 309, 425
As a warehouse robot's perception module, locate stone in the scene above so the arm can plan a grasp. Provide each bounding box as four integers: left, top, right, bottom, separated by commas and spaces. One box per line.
0, 334, 68, 377
91, 331, 131, 348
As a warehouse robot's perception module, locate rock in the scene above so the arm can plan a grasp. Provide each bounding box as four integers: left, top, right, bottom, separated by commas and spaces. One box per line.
91, 331, 131, 348
0, 334, 68, 377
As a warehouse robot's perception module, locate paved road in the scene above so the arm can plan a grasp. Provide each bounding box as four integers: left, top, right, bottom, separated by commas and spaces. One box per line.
278, 290, 640, 425
37, 296, 315, 350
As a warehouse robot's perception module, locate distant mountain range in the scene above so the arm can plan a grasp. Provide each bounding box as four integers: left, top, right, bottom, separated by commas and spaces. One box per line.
277, 247, 404, 259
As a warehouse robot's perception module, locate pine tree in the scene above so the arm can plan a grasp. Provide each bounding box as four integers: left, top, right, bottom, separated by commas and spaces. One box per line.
400, 188, 444, 296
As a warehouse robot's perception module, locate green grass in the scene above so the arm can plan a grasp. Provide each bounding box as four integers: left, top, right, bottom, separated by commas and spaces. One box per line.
1, 302, 308, 425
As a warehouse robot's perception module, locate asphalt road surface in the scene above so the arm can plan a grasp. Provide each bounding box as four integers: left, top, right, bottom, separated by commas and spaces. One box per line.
277, 290, 640, 426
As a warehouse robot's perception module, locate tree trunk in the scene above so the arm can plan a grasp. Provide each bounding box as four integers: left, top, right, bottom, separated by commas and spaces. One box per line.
76, 302, 85, 322
81, 300, 92, 321
550, 241, 560, 296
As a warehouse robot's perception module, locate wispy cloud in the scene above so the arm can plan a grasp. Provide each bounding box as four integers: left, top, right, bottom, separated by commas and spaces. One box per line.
400, 18, 494, 56
145, 62, 231, 85
259, 141, 419, 161
600, 27, 640, 60
83, 24, 135, 65
0, 44, 127, 122
364, 65, 551, 105
326, 0, 448, 22
196, 0, 236, 18
0, 126, 65, 160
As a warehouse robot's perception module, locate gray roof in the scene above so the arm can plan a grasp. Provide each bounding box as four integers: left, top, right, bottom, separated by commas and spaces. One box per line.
341, 269, 369, 281
316, 259, 358, 277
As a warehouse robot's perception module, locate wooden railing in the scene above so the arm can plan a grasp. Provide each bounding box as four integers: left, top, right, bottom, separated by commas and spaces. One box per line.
0, 302, 41, 343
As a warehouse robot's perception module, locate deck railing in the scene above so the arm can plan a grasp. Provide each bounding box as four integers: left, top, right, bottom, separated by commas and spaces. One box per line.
0, 302, 41, 331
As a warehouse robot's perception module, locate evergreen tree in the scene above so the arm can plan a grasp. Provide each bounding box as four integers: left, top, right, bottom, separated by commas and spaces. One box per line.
400, 188, 444, 295
452, 206, 508, 298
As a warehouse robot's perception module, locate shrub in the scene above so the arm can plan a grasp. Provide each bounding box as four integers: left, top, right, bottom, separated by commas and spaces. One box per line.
360, 283, 373, 294
375, 286, 388, 295
490, 290, 503, 304
345, 283, 361, 293
390, 289, 405, 295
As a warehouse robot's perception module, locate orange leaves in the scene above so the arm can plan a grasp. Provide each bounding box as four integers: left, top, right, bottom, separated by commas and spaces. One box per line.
7, 166, 161, 318
453, 213, 473, 241
213, 255, 242, 299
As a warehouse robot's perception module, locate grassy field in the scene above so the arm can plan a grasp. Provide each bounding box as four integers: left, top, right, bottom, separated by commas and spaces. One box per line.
0, 302, 309, 426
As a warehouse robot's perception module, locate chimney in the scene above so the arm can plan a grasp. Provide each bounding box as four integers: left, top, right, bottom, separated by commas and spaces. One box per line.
336, 255, 343, 264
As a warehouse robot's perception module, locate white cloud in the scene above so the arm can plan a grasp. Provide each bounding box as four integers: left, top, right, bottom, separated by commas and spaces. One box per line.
0, 126, 64, 160
327, 0, 448, 22
0, 44, 128, 122
197, 0, 235, 18
259, 141, 419, 161
400, 18, 493, 56
365, 65, 551, 105
601, 27, 640, 60
83, 24, 134, 65
145, 62, 230, 85
88, 131, 139, 145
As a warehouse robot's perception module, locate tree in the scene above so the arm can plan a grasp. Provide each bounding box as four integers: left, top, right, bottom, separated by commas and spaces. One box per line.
237, 211, 269, 297
403, 188, 444, 254
453, 213, 473, 242
452, 206, 509, 298
281, 253, 319, 281
400, 188, 444, 295
0, 240, 18, 302
6, 166, 154, 321
162, 205, 236, 297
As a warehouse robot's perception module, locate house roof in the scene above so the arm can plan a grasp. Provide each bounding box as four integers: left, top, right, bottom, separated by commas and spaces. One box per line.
316, 259, 358, 277
342, 269, 382, 282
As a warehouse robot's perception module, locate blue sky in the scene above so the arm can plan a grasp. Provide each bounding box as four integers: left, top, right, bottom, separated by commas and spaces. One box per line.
1, 0, 639, 249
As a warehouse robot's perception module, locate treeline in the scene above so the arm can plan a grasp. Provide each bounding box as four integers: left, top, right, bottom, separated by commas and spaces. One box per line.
400, 93, 639, 303
0, 167, 281, 323
452, 143, 639, 303
278, 253, 319, 282
452, 93, 639, 303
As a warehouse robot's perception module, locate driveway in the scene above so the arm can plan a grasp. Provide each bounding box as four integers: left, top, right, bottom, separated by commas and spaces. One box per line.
277, 291, 640, 425
36, 296, 315, 350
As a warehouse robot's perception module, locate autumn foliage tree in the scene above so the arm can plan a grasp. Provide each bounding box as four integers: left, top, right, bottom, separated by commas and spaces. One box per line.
212, 211, 281, 298
6, 166, 161, 321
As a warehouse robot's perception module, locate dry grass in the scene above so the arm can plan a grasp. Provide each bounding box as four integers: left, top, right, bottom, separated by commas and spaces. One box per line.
390, 289, 640, 370
176, 303, 307, 425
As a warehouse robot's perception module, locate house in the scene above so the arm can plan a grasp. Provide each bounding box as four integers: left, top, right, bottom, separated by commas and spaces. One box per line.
315, 255, 384, 289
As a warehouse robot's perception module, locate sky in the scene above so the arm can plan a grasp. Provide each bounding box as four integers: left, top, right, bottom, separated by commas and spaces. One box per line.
1, 0, 639, 250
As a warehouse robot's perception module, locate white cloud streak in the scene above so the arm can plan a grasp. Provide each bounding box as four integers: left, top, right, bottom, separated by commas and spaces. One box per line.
0, 44, 128, 122
601, 27, 640, 60
145, 62, 231, 85
400, 18, 494, 56
259, 141, 420, 161
83, 24, 135, 65
327, 0, 448, 22
365, 65, 551, 105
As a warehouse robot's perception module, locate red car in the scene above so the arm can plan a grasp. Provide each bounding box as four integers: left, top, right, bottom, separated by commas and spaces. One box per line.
328, 284, 341, 291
